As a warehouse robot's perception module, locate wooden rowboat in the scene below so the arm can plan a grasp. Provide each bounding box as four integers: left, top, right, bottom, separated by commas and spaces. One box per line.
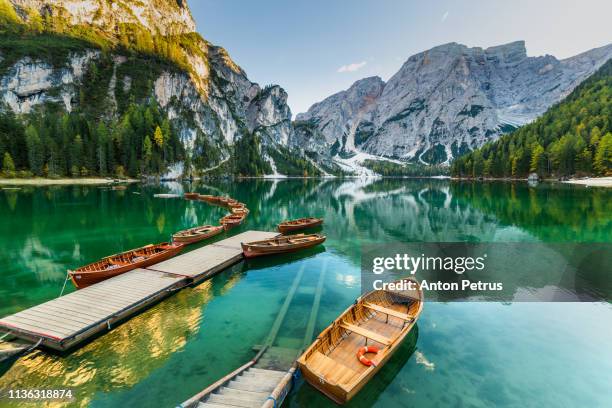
172, 225, 224, 244
184, 192, 199, 199
278, 217, 323, 233
297, 278, 423, 404
231, 206, 249, 215
68, 242, 184, 289
228, 202, 247, 209
241, 233, 326, 258
219, 214, 246, 230
217, 196, 235, 206
198, 194, 218, 203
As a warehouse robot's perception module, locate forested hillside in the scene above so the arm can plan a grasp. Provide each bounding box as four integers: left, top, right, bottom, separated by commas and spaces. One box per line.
451, 58, 612, 178
0, 1, 189, 178
0, 101, 184, 178
0, 0, 319, 179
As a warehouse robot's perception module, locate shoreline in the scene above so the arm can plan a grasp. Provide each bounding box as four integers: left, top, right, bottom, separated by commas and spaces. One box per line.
451, 176, 612, 187
0, 178, 138, 186
561, 177, 612, 187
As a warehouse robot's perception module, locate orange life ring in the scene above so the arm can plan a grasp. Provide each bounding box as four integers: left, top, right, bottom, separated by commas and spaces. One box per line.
356, 345, 379, 366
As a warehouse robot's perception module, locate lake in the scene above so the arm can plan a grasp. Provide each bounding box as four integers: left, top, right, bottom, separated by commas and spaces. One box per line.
0, 179, 611, 407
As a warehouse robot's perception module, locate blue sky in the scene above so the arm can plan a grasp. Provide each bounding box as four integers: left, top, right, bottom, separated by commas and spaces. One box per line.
190, 0, 612, 115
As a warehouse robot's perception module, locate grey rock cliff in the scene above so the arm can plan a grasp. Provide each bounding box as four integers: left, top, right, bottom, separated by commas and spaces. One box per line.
0, 0, 296, 172
297, 41, 612, 165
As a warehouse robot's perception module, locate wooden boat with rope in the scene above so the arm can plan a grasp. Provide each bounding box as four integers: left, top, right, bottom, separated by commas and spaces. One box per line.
241, 233, 326, 258
219, 213, 246, 230
184, 192, 199, 200
172, 225, 224, 245
297, 278, 423, 404
278, 217, 323, 233
68, 242, 184, 289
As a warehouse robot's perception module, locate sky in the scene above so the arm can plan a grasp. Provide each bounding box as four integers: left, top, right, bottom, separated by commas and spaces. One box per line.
189, 0, 612, 115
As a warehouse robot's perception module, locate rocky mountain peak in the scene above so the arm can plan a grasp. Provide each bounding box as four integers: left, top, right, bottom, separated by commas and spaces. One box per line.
483, 40, 528, 65
8, 0, 196, 36
295, 41, 612, 167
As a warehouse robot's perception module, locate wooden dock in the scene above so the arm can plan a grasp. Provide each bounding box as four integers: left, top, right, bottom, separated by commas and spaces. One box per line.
149, 231, 278, 283
0, 231, 278, 352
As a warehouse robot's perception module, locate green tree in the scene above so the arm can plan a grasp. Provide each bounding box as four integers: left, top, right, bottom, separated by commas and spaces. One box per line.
529, 143, 545, 174
589, 126, 601, 147
70, 134, 84, 176
96, 123, 109, 175
472, 151, 484, 177
143, 135, 153, 173
25, 125, 43, 175
576, 148, 592, 174
593, 133, 612, 175
2, 152, 15, 177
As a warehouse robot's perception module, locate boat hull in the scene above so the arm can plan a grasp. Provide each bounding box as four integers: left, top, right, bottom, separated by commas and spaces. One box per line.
220, 215, 246, 230
69, 243, 184, 289
297, 278, 423, 404
278, 218, 323, 233
241, 235, 326, 258
298, 319, 416, 404
172, 226, 224, 244
197, 195, 219, 204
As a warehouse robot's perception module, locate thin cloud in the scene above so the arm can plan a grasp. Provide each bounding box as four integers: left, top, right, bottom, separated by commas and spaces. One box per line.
337, 61, 367, 73
441, 11, 449, 22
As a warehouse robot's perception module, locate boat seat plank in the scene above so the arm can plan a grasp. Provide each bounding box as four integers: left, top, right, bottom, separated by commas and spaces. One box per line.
363, 303, 414, 322
339, 322, 391, 346
309, 351, 358, 385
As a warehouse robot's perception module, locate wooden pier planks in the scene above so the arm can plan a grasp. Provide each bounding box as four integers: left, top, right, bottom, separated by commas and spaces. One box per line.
0, 269, 186, 351
148, 230, 279, 282
0, 231, 279, 352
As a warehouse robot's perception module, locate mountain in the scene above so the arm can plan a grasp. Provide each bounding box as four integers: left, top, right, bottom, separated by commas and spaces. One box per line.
296, 41, 612, 169
0, 0, 320, 178
451, 58, 612, 178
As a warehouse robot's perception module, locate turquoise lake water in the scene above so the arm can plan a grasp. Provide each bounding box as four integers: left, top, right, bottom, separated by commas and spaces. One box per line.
0, 179, 610, 407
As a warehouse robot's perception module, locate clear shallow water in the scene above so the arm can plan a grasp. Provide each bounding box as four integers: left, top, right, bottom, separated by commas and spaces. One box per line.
0, 179, 610, 407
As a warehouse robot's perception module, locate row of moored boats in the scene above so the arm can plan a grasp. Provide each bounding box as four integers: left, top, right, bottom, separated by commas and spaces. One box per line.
68, 192, 326, 288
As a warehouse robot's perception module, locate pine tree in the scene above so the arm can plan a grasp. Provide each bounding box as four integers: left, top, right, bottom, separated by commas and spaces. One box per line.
70, 134, 84, 176
529, 143, 545, 174
153, 126, 164, 148
594, 133, 612, 175
143, 135, 153, 173
97, 123, 108, 176
576, 148, 592, 174
2, 152, 15, 177
25, 125, 43, 176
